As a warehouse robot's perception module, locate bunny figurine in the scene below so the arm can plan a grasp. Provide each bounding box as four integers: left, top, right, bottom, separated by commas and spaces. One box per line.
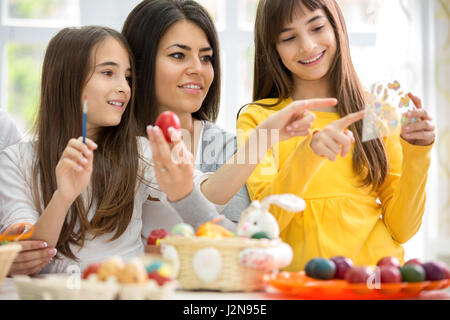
236, 194, 306, 239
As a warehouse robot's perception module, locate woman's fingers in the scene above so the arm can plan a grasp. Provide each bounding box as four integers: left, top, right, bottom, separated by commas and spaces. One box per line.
314, 141, 339, 162
402, 130, 436, 142
333, 132, 352, 158
9, 258, 50, 276
403, 119, 435, 135
63, 147, 89, 168
15, 240, 48, 252
408, 92, 423, 109
148, 126, 176, 173
287, 112, 315, 131
60, 158, 84, 172
333, 110, 366, 131
319, 132, 342, 158
168, 127, 191, 165
70, 138, 92, 157
405, 109, 432, 122
13, 247, 56, 264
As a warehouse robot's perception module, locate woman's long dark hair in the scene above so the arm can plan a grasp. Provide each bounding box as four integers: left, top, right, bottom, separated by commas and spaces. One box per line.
122, 0, 221, 135
32, 26, 139, 260
251, 0, 388, 190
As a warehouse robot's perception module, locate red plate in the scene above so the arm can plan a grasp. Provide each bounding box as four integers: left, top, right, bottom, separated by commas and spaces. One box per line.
261, 271, 450, 300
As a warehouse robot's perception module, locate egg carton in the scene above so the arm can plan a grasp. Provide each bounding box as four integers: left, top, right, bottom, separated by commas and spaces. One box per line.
13, 274, 177, 300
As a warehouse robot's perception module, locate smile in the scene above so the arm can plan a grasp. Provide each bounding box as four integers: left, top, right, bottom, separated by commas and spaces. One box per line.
299, 51, 326, 65
180, 84, 202, 89
108, 100, 125, 109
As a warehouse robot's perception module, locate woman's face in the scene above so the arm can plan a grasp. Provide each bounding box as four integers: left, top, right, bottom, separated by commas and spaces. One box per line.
154, 20, 214, 116
82, 37, 131, 133
276, 5, 337, 83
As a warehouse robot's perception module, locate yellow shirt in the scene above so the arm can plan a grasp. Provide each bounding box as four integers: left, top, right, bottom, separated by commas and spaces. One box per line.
237, 97, 433, 271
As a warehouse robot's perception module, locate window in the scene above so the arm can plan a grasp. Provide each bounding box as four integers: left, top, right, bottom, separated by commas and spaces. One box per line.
0, 0, 80, 134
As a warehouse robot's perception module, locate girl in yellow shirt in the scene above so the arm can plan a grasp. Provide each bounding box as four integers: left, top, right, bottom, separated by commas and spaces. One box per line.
237, 0, 436, 271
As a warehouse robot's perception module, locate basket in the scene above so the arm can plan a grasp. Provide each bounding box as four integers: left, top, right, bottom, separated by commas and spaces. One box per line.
0, 243, 22, 287
162, 236, 284, 292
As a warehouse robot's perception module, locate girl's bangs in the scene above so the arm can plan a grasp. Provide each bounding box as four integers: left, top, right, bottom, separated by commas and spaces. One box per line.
271, 0, 326, 42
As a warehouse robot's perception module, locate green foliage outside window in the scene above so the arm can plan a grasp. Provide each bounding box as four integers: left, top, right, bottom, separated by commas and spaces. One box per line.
8, 0, 67, 20
7, 44, 43, 130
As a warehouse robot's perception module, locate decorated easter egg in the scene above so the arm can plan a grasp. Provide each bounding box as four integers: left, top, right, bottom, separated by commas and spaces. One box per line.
379, 265, 402, 283
148, 271, 172, 286
305, 258, 336, 280
82, 263, 102, 280
145, 261, 163, 274
422, 262, 447, 281
97, 256, 125, 281
118, 259, 148, 285
377, 256, 401, 268
158, 263, 173, 278
155, 111, 181, 143
330, 256, 353, 279
251, 231, 272, 240
400, 264, 426, 282
147, 229, 169, 246
171, 223, 195, 237
345, 266, 374, 284
404, 258, 423, 266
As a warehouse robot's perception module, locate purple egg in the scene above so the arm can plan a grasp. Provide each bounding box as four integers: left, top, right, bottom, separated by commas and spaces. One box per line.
330, 256, 354, 279
422, 262, 446, 281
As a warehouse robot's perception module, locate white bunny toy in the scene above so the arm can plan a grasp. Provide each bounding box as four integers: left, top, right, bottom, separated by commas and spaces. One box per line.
236, 194, 306, 239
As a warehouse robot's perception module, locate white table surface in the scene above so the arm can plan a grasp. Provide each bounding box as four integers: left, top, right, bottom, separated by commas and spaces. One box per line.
1, 277, 449, 300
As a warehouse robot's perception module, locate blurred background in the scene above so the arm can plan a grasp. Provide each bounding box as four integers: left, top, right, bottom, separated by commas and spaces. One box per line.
0, 0, 448, 264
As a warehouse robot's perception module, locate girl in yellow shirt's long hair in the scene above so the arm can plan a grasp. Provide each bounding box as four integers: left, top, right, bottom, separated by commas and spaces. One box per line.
237, 0, 436, 271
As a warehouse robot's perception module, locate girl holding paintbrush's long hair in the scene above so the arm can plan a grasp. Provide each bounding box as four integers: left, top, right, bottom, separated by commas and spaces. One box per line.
0, 26, 219, 275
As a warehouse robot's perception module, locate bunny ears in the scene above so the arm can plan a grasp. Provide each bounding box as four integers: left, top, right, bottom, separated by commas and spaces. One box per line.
260, 194, 306, 213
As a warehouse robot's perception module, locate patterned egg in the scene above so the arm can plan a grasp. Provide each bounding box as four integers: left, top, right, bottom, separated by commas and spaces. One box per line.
158, 264, 173, 278
145, 261, 163, 274
97, 256, 125, 281
118, 259, 148, 285
251, 231, 272, 240
305, 258, 336, 280
171, 223, 195, 237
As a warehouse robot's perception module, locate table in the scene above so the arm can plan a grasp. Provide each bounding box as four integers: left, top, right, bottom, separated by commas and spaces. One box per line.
1, 277, 449, 300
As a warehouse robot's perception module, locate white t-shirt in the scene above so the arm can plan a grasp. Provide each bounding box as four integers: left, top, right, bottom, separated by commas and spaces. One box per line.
141, 122, 206, 239
0, 137, 213, 274
141, 121, 235, 241
0, 110, 21, 150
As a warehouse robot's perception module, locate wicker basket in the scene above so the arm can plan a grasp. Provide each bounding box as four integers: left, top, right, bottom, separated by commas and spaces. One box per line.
0, 243, 22, 287
162, 236, 283, 292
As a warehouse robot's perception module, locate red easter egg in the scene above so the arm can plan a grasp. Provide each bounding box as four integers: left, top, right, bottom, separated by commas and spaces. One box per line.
155, 111, 181, 143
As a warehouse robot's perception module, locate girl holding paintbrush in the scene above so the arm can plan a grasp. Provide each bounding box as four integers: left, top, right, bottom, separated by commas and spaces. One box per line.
0, 26, 220, 274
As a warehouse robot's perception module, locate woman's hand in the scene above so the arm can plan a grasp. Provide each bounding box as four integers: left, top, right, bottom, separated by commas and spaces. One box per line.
311, 111, 365, 161
55, 137, 97, 203
401, 93, 436, 146
7, 240, 57, 276
147, 126, 194, 202
257, 98, 338, 147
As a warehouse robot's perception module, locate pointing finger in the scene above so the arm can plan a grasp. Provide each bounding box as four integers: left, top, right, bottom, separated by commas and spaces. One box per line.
334, 110, 366, 131
408, 93, 422, 109
293, 98, 338, 113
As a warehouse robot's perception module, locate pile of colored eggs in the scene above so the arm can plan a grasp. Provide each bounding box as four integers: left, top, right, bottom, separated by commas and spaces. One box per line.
304, 256, 450, 284
82, 256, 173, 287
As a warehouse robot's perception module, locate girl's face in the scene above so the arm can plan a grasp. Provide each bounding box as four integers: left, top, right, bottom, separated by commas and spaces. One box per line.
155, 20, 214, 116
82, 37, 131, 134
276, 5, 337, 83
